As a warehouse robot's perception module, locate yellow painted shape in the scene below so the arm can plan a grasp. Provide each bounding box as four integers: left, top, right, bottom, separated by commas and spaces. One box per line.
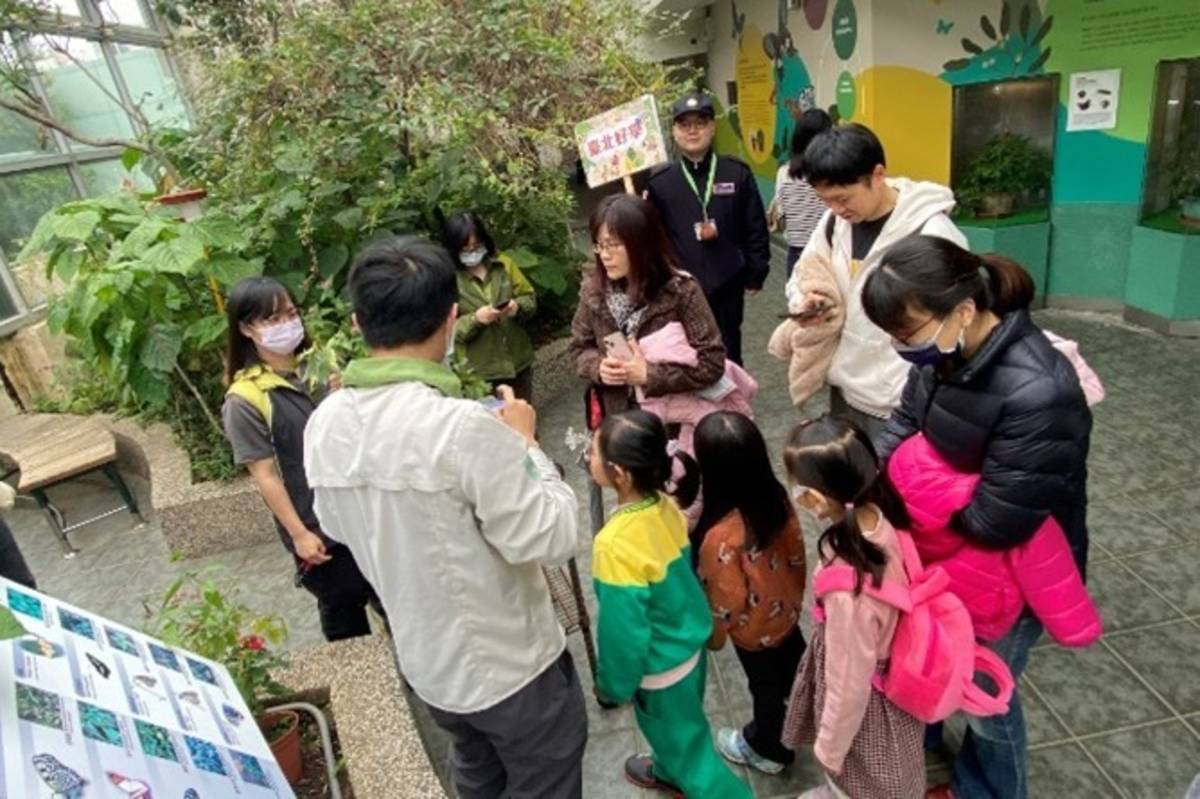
852, 66, 952, 186
734, 23, 777, 170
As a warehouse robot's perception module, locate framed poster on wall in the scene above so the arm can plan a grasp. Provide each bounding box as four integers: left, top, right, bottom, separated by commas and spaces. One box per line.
1067, 69, 1121, 132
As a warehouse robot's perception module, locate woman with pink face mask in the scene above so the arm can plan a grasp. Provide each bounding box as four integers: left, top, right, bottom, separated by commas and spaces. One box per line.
221, 277, 381, 641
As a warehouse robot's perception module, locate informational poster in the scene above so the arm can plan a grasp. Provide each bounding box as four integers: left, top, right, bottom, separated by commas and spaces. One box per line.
0, 576, 295, 798
574, 95, 669, 188
1067, 69, 1121, 131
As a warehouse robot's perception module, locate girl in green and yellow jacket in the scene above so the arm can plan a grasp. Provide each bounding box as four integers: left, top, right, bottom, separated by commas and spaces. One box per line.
589, 410, 752, 799
443, 211, 537, 401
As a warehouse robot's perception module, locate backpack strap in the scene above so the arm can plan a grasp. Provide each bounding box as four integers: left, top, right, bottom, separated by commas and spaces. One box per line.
226, 365, 296, 429
959, 647, 1016, 717
813, 565, 913, 613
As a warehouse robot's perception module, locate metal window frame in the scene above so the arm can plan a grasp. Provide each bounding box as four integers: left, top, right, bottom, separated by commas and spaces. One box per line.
0, 0, 188, 334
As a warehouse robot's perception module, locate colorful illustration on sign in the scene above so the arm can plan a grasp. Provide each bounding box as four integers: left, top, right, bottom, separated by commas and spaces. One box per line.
8, 587, 44, 620
58, 607, 96, 640
941, 1, 1052, 84
133, 673, 165, 699
16, 682, 65, 729
186, 657, 218, 686
222, 702, 246, 727
80, 701, 124, 746
136, 719, 180, 762
765, 0, 815, 159
178, 689, 202, 706
574, 95, 668, 188
0, 605, 25, 640
186, 736, 228, 776
734, 22, 776, 166
19, 633, 65, 658
87, 652, 112, 679
107, 626, 141, 657
33, 753, 88, 799
233, 751, 272, 788
149, 642, 182, 672
108, 771, 153, 798
831, 0, 857, 60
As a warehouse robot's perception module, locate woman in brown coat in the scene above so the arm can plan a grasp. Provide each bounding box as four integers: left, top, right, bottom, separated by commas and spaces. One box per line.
570, 194, 726, 418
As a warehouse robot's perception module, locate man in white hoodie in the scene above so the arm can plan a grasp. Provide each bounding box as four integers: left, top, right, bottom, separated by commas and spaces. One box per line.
784, 123, 967, 442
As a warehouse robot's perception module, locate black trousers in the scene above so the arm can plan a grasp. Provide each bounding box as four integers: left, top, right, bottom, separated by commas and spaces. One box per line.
0, 517, 35, 589
297, 544, 382, 642
426, 651, 588, 799
705, 280, 746, 365
734, 628, 807, 764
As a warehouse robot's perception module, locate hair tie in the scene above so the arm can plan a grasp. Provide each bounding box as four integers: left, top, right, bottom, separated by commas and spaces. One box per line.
666, 440, 680, 457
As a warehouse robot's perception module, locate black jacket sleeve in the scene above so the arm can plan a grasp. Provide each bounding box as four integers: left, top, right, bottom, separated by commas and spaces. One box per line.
738, 166, 772, 289
876, 367, 925, 463
955, 376, 1091, 550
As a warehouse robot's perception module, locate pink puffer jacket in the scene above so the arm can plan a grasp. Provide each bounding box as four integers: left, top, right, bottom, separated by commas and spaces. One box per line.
888, 434, 1102, 646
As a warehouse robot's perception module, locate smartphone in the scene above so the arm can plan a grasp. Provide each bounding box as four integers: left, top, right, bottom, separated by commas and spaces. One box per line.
602, 331, 634, 361
492, 293, 511, 310
777, 302, 832, 321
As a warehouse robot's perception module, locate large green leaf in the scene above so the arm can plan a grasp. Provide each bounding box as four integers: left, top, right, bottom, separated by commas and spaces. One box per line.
193, 215, 249, 251
317, 244, 349, 278
139, 323, 184, 372
142, 236, 206, 275
52, 210, 102, 242
332, 207, 364, 230
127, 363, 172, 408
185, 315, 229, 348
207, 255, 263, 287
115, 218, 170, 261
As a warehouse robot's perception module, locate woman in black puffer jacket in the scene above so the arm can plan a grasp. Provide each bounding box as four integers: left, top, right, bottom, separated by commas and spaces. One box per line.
862, 234, 1091, 799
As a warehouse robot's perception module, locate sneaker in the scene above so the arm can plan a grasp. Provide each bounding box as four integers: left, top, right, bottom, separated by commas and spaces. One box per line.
623, 754, 683, 798
716, 727, 786, 775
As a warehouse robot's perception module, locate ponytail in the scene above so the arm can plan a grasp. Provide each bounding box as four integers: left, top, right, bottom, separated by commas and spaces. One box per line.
978, 253, 1035, 315
863, 234, 1037, 333
596, 410, 695, 500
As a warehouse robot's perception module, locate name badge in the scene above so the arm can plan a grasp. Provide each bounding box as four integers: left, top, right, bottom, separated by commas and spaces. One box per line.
713, 182, 736, 196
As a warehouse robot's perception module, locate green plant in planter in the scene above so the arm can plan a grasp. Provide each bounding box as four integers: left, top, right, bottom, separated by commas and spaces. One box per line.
148, 568, 289, 719
956, 133, 1052, 217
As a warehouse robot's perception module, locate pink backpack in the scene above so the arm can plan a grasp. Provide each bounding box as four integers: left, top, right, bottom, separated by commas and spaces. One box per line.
813, 529, 1015, 723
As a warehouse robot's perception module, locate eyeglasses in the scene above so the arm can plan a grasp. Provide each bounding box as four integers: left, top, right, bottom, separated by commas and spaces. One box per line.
593, 240, 625, 254
675, 119, 712, 132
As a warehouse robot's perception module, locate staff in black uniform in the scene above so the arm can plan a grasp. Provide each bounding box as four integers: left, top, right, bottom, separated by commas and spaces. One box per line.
645, 91, 772, 365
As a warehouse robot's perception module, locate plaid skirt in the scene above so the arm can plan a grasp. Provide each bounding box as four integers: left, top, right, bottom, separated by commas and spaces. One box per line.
782, 624, 925, 799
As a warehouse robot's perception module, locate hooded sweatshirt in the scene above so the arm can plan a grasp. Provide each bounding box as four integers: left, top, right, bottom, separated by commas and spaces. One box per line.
785, 178, 967, 418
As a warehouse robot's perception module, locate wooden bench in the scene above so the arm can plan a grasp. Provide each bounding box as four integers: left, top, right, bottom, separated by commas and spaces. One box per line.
0, 414, 143, 557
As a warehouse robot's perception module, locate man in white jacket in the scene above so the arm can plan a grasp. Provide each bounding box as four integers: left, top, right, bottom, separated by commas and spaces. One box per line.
785, 123, 968, 442
304, 236, 588, 798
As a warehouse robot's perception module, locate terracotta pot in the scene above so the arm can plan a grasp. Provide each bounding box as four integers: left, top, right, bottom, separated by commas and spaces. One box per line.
259, 709, 303, 784
978, 193, 1015, 218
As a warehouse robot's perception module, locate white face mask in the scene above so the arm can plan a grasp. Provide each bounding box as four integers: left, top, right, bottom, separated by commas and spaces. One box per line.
258, 317, 305, 355
460, 248, 488, 268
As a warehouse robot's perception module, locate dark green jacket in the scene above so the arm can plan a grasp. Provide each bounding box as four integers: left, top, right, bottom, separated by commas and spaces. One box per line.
454, 253, 537, 380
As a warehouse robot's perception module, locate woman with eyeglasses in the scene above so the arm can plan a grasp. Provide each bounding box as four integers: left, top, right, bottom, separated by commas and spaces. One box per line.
861, 234, 1092, 799
569, 193, 726, 421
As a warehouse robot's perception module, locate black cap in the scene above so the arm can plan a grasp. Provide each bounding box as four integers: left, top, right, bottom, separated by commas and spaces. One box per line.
672, 92, 715, 122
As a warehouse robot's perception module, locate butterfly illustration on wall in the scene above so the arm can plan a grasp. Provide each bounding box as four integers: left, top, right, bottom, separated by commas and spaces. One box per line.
936, 18, 954, 35
33, 753, 87, 799
108, 771, 153, 798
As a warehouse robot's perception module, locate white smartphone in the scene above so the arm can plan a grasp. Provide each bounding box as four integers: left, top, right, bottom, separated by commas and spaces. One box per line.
603, 331, 634, 361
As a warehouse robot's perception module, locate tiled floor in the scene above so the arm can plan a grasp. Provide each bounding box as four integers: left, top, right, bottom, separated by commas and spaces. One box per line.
6, 250, 1200, 797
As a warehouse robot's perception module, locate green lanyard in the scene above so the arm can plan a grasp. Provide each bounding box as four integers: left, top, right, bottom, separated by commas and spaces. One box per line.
680, 155, 718, 220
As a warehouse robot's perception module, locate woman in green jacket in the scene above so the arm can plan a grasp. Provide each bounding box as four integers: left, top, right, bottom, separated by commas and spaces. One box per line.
443, 211, 537, 400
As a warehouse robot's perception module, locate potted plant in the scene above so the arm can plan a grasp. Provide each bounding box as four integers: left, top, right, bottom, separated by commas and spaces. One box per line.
956, 133, 1053, 218
147, 569, 303, 783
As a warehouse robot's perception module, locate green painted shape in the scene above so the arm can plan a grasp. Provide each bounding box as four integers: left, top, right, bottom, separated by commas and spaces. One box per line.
960, 220, 1051, 298
832, 0, 857, 60
836, 71, 856, 120
1051, 106, 1147, 205
1047, 204, 1138, 301
1126, 225, 1200, 320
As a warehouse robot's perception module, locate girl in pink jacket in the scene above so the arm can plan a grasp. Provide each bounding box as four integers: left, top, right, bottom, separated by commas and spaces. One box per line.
781, 416, 925, 799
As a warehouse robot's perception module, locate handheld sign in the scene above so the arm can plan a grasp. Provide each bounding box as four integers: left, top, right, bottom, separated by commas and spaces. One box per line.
575, 95, 669, 193
0, 577, 296, 798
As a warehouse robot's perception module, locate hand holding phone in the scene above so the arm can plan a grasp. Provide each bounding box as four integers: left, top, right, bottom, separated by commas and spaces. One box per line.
602, 331, 634, 361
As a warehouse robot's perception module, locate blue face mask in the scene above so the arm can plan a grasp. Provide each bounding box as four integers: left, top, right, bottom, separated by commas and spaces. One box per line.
892, 318, 961, 367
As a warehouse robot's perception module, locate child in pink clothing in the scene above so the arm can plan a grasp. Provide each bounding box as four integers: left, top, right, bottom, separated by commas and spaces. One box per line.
781, 416, 925, 799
